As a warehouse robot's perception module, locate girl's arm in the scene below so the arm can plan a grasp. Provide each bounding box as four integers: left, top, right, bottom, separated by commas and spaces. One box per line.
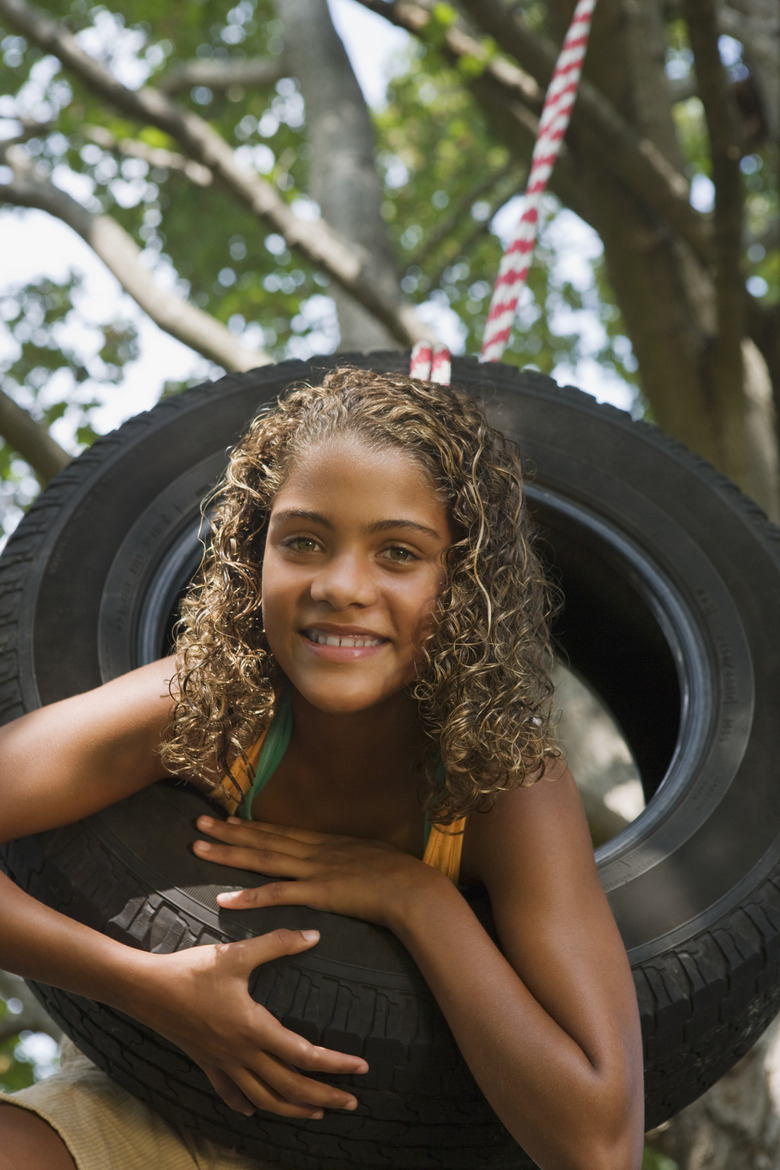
202, 762, 644, 1170
397, 764, 644, 1170
0, 657, 177, 842
0, 660, 367, 1117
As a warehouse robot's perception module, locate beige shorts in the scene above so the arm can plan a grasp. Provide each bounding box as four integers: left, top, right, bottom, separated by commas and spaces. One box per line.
0, 1038, 277, 1170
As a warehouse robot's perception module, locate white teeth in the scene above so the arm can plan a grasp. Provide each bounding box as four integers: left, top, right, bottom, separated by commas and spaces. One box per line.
307, 630, 382, 648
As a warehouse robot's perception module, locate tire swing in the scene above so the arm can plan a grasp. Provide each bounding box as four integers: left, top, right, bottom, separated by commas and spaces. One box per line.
3, 352, 780, 1170
4, 6, 780, 1166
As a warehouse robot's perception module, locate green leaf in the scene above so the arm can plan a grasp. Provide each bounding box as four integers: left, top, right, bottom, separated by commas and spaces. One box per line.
431, 3, 457, 26
642, 1145, 679, 1170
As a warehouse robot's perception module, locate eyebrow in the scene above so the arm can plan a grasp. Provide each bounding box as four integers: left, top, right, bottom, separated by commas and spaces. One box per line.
270, 508, 444, 540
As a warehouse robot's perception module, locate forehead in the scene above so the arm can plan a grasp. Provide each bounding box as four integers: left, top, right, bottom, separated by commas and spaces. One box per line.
272, 434, 448, 525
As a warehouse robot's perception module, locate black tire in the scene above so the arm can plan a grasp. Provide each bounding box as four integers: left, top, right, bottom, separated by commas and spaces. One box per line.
2, 353, 780, 1167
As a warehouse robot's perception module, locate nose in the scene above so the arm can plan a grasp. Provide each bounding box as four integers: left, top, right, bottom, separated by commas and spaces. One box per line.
310, 551, 377, 609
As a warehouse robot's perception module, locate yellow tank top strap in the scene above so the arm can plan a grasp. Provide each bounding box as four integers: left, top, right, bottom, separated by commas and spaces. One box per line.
205, 732, 267, 816
207, 732, 466, 883
422, 818, 467, 883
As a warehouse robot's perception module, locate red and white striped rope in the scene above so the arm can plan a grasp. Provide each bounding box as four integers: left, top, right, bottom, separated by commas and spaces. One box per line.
409, 340, 452, 385
480, 0, 597, 364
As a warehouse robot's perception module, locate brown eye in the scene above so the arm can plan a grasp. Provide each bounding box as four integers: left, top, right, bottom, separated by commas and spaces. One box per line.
382, 546, 418, 564
283, 536, 319, 554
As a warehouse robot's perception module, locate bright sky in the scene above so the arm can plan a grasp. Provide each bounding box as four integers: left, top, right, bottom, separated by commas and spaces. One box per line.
0, 0, 634, 460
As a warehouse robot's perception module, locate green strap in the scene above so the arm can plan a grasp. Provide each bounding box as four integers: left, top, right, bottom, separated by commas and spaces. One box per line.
240, 691, 293, 819
241, 691, 443, 847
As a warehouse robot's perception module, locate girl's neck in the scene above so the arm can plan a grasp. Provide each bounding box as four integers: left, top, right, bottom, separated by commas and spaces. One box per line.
250, 689, 429, 851
286, 687, 427, 792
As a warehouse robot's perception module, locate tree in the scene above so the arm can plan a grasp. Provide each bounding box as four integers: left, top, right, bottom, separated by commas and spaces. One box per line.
0, 0, 778, 1162
1, 0, 777, 525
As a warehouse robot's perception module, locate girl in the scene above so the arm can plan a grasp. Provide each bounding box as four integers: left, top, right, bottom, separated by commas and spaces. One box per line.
0, 367, 644, 1170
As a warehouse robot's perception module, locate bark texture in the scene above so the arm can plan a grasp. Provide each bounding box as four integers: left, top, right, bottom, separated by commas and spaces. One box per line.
0, 0, 433, 348
366, 0, 780, 520
277, 0, 399, 350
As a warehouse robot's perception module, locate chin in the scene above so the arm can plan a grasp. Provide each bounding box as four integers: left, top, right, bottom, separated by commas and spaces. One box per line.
297, 683, 411, 717
310, 694, 384, 715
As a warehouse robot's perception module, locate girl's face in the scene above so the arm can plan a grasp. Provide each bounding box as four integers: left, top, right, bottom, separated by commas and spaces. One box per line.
261, 433, 452, 717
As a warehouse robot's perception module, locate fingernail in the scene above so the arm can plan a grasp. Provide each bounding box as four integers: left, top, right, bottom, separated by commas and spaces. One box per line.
301, 930, 320, 942
227, 816, 242, 824
344, 1098, 358, 1111
193, 840, 211, 852
197, 816, 213, 828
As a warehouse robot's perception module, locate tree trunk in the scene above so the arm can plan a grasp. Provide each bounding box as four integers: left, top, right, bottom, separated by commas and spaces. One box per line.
570, 0, 780, 520
277, 0, 400, 351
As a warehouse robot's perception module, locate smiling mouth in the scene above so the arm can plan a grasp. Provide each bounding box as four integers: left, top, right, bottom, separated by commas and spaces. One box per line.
304, 629, 385, 648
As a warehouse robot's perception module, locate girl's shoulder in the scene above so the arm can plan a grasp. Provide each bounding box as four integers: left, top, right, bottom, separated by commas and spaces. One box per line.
461, 758, 593, 894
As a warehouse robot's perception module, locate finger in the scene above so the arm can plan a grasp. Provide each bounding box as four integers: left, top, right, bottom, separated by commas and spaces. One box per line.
203, 1066, 256, 1118
216, 885, 272, 909
198, 815, 328, 849
281, 1034, 369, 1077
207, 1063, 329, 1120
204, 1032, 366, 1118
229, 816, 331, 846
252, 1007, 369, 1079
247, 1009, 368, 1079
235, 1051, 362, 1114
235, 985, 369, 1082
217, 880, 327, 912
244, 1087, 325, 1120
217, 928, 321, 971
231, 1066, 356, 1119
193, 838, 313, 877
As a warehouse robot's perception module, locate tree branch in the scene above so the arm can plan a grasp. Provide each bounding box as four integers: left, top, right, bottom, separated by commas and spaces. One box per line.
82, 125, 213, 186
721, 0, 780, 139
0, 151, 269, 372
355, 0, 600, 232
425, 216, 494, 291
352, 0, 542, 106
683, 0, 745, 348
358, 0, 712, 264
0, 0, 433, 347
412, 165, 529, 292
410, 159, 523, 270
454, 0, 711, 263
156, 53, 288, 96
0, 385, 71, 482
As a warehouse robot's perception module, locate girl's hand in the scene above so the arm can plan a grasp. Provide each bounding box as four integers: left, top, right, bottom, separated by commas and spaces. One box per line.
192, 815, 442, 929
126, 928, 368, 1119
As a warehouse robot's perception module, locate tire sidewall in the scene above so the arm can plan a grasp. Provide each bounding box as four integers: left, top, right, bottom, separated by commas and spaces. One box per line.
4, 352, 780, 1136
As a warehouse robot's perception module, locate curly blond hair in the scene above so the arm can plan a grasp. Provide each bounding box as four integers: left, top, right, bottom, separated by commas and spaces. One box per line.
162, 366, 559, 823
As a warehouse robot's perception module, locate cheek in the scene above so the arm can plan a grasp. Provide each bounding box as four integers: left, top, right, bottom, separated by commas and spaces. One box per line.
264, 552, 297, 608
408, 579, 445, 649
260, 598, 291, 669
259, 563, 290, 636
